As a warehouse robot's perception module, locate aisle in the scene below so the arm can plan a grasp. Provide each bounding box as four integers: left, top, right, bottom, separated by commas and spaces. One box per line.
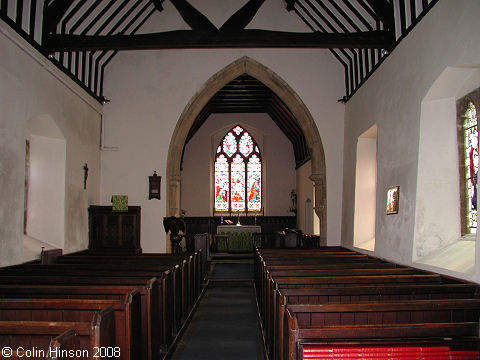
169, 262, 265, 360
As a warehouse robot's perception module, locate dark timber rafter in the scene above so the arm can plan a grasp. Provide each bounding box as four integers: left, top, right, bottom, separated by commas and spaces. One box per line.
364, 0, 395, 44
42, 0, 76, 38
220, 0, 265, 31
170, 0, 217, 31
43, 0, 392, 52
45, 29, 391, 51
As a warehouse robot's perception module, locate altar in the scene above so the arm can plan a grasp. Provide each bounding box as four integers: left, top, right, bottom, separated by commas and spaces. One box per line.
216, 225, 261, 252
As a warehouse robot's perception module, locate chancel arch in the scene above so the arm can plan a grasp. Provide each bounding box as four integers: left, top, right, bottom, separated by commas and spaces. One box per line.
166, 56, 326, 251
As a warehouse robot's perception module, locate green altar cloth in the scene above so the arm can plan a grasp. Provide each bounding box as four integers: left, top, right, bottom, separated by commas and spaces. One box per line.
217, 231, 261, 252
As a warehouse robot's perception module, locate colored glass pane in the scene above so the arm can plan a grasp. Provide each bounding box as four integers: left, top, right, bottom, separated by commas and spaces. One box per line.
214, 125, 262, 213
464, 101, 478, 233
233, 126, 243, 135
239, 132, 254, 157
247, 155, 262, 211
222, 132, 237, 157
214, 155, 229, 211
231, 155, 245, 211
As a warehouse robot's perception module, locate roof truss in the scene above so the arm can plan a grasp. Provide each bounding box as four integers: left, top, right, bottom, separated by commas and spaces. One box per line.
45, 29, 391, 51
0, 0, 439, 102
43, 0, 391, 52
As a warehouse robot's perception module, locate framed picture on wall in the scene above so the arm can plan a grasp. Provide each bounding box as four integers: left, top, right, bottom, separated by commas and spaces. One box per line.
386, 186, 400, 215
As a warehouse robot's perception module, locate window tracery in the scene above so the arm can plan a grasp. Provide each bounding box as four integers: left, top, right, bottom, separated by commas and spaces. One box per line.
214, 125, 262, 213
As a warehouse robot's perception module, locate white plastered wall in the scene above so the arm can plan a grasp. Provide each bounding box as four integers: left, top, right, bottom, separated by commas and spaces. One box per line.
0, 20, 102, 266
101, 1, 345, 252
413, 67, 480, 275
342, 0, 480, 283
353, 126, 377, 252
181, 113, 296, 217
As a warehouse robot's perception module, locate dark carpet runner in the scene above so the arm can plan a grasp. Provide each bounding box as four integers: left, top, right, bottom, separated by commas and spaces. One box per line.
170, 261, 265, 360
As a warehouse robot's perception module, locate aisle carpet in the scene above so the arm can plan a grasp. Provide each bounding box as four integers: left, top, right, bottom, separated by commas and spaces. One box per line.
170, 261, 264, 360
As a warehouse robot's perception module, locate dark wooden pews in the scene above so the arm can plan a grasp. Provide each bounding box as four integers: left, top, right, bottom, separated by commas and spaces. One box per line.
0, 250, 204, 360
0, 306, 115, 360
0, 272, 162, 359
0, 286, 141, 360
255, 247, 480, 360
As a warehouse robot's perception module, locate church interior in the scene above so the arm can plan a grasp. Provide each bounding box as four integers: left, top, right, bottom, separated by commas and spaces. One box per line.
1, 0, 480, 358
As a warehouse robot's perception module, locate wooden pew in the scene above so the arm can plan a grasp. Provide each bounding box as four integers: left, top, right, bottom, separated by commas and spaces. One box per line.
254, 252, 395, 315
59, 251, 201, 299
0, 299, 133, 360
272, 284, 480, 360
256, 247, 480, 360
47, 329, 81, 360
0, 276, 160, 360
0, 307, 115, 360
0, 285, 142, 360
1, 263, 179, 342
284, 301, 480, 360
0, 252, 203, 358
48, 257, 191, 331
260, 272, 443, 340
56, 252, 201, 315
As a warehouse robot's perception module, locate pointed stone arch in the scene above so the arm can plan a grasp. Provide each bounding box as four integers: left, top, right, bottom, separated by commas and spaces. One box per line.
166, 56, 326, 250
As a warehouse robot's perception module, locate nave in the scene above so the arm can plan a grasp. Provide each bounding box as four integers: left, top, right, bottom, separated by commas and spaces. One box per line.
170, 259, 265, 360
2, 247, 480, 360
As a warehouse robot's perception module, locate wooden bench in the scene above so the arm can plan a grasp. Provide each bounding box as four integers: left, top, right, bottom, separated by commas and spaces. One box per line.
271, 284, 480, 360
47, 329, 81, 360
284, 300, 480, 360
255, 247, 480, 360
59, 251, 201, 296
2, 263, 179, 341
0, 276, 160, 360
263, 277, 477, 358
0, 285, 142, 360
0, 299, 134, 360
1, 251, 203, 358
56, 252, 201, 315
260, 273, 443, 336
0, 307, 115, 360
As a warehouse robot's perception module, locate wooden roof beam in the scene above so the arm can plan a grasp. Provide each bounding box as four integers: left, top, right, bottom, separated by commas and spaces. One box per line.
364, 0, 395, 33
43, 0, 75, 36
285, 0, 296, 12
45, 29, 391, 51
170, 0, 217, 31
220, 0, 265, 31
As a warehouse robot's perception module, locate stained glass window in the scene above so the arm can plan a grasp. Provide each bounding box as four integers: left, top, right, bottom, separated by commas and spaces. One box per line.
463, 101, 478, 233
214, 125, 262, 213
247, 155, 261, 211
215, 155, 229, 211
222, 132, 237, 157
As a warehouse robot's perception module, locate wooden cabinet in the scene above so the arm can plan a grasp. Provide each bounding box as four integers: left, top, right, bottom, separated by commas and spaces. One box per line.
88, 206, 141, 253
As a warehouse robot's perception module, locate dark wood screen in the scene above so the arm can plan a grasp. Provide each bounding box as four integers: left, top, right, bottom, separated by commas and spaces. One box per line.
88, 206, 141, 253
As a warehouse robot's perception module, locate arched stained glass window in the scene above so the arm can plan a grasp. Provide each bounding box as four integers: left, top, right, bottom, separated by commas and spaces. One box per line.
462, 100, 478, 233
214, 125, 262, 212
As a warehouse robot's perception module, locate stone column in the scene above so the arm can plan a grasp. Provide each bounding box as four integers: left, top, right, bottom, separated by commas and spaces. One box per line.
310, 173, 326, 246
166, 173, 181, 252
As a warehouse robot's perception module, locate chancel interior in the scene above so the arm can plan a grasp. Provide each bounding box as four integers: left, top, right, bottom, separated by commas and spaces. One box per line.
1, 0, 480, 359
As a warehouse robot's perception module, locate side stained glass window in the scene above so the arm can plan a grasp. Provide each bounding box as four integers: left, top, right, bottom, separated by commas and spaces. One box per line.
463, 101, 478, 233
214, 125, 262, 213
